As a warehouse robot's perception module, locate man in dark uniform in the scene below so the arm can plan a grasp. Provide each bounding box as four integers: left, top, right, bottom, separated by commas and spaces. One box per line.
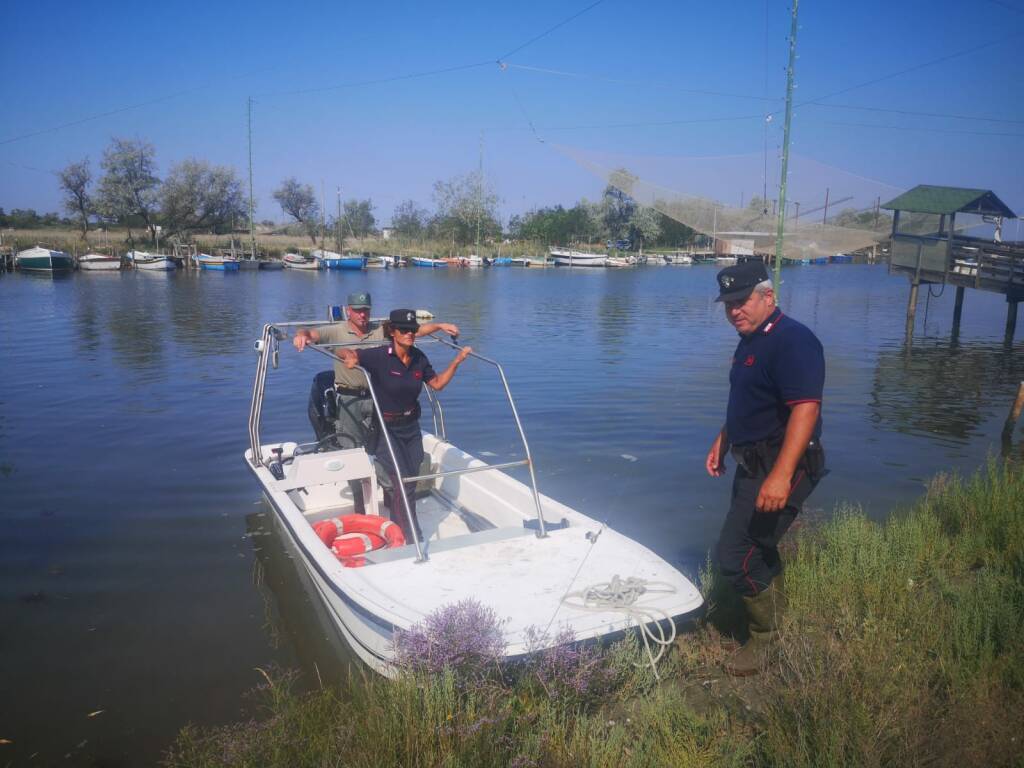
705, 261, 826, 676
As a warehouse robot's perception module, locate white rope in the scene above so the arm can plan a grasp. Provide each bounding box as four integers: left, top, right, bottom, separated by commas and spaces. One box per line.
561, 575, 677, 681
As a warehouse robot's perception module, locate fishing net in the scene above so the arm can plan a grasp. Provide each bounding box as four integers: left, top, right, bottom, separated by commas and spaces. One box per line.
553, 144, 959, 259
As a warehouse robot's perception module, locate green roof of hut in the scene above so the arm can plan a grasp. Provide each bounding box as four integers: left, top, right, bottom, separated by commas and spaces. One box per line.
881, 185, 1016, 218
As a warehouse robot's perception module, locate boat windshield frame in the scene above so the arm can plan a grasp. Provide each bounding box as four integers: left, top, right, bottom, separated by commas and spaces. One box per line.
247, 320, 549, 562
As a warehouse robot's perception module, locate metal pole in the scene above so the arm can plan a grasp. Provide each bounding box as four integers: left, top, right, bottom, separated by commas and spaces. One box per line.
822, 187, 830, 225
248, 97, 256, 260
773, 0, 800, 294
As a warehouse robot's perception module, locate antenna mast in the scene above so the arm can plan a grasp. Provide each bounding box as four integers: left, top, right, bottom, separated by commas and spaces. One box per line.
247, 97, 256, 259
772, 0, 800, 294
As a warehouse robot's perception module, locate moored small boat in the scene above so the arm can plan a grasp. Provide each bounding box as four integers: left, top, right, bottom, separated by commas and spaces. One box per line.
79, 253, 122, 271
127, 251, 177, 270
283, 253, 320, 270
313, 250, 367, 270
411, 256, 448, 268
549, 248, 607, 267
194, 253, 241, 271
15, 246, 75, 272
245, 322, 704, 676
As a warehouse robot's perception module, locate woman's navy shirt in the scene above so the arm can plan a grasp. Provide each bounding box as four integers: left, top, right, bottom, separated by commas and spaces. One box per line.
725, 308, 824, 446
356, 345, 436, 414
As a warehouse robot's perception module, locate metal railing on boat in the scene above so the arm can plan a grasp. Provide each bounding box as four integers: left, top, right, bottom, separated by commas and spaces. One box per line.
247, 322, 548, 564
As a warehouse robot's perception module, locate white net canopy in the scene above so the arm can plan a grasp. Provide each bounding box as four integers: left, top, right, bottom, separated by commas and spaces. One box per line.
554, 144, 944, 259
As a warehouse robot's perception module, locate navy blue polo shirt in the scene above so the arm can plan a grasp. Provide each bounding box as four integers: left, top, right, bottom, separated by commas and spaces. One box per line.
356, 344, 436, 415
726, 308, 824, 446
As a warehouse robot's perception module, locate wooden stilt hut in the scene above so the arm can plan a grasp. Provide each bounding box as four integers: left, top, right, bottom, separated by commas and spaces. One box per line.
883, 185, 1021, 341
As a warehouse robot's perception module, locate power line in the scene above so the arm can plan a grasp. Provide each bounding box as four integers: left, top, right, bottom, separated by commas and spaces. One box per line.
0, 85, 209, 147
792, 33, 1016, 111
505, 63, 779, 102
820, 119, 1024, 138
259, 60, 492, 98
497, 0, 607, 61
536, 113, 765, 132
805, 101, 1024, 125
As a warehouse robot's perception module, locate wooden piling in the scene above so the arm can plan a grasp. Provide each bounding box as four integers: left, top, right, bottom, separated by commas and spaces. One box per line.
1002, 381, 1024, 443
952, 286, 965, 337
905, 279, 920, 340
1006, 300, 1019, 343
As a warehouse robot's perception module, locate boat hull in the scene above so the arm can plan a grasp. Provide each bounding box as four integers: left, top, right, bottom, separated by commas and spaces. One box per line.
411, 258, 447, 268
16, 247, 74, 272
549, 248, 607, 267
245, 434, 704, 676
79, 256, 122, 271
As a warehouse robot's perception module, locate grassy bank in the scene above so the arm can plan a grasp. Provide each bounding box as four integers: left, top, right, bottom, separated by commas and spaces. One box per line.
166, 462, 1024, 767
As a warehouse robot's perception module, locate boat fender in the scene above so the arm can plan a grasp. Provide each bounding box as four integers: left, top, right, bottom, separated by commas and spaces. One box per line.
331, 532, 385, 559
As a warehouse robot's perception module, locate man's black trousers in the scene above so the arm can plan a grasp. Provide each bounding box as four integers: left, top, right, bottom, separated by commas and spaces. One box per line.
715, 460, 819, 597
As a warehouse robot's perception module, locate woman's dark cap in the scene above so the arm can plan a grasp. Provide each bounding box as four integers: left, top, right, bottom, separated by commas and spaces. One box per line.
388, 308, 419, 330
715, 261, 770, 302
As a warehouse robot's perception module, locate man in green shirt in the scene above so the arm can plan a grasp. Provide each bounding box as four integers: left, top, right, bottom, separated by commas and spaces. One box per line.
292, 291, 459, 512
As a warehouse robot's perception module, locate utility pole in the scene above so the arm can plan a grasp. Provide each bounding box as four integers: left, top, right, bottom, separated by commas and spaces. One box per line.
475, 131, 483, 254
247, 97, 256, 260
773, 0, 800, 294
822, 187, 830, 225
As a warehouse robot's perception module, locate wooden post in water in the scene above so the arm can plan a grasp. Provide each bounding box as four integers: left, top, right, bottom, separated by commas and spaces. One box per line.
952, 286, 965, 338
1006, 300, 1019, 343
905, 279, 920, 341
1001, 381, 1024, 447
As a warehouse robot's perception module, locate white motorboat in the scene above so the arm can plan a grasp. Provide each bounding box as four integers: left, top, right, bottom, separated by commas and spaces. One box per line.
283, 253, 320, 270
245, 322, 704, 676
79, 253, 122, 271
549, 247, 607, 267
126, 251, 176, 270
662, 253, 694, 265
605, 255, 637, 268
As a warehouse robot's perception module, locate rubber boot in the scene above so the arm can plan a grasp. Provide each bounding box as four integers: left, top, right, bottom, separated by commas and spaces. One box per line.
724, 573, 785, 677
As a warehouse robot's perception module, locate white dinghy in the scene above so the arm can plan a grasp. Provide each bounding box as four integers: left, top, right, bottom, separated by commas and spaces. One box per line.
245, 319, 703, 676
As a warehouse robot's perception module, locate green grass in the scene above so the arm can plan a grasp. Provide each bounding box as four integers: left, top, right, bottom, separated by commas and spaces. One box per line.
165, 461, 1024, 768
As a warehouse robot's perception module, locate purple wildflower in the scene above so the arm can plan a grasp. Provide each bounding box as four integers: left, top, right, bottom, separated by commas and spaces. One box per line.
522, 625, 614, 706
393, 599, 507, 679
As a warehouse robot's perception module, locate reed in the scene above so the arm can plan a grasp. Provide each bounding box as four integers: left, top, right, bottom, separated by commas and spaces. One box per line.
164, 461, 1024, 767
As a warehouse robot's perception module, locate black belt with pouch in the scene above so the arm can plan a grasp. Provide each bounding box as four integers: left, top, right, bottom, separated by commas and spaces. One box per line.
731, 438, 826, 478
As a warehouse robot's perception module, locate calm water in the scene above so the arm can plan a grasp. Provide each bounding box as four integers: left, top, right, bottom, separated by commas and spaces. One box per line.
2, 264, 1021, 764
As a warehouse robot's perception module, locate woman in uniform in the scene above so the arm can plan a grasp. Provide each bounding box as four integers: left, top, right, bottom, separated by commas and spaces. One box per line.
338, 309, 472, 543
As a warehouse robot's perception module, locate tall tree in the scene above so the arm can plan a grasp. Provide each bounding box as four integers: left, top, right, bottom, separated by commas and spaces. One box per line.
273, 178, 320, 243
430, 171, 499, 248
96, 138, 161, 243
391, 200, 428, 238
628, 206, 661, 253
338, 198, 376, 238
58, 158, 93, 239
161, 159, 247, 236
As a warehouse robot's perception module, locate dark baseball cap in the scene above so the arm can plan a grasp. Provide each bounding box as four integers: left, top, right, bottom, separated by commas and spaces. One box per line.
388, 308, 420, 330
715, 261, 771, 303
347, 291, 371, 309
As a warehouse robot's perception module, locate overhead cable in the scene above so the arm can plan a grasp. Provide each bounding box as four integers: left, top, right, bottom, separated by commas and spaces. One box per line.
497, 0, 607, 61
259, 61, 493, 98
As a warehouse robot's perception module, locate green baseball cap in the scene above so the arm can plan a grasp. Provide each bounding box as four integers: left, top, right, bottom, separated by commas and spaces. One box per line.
347, 291, 371, 309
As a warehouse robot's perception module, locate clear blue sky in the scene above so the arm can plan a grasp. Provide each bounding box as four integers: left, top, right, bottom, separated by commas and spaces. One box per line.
2, 0, 1022, 224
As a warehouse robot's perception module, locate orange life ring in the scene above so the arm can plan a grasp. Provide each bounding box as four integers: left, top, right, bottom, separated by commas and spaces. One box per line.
312, 515, 406, 565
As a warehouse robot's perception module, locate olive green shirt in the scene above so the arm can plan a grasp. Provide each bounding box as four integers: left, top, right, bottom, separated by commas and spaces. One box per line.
318, 321, 386, 389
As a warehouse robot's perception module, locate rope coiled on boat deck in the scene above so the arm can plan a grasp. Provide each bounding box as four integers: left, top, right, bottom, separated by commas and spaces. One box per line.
561, 575, 677, 680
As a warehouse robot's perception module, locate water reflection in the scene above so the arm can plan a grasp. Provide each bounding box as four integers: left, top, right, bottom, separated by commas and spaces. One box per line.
246, 506, 367, 689
871, 339, 1024, 445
